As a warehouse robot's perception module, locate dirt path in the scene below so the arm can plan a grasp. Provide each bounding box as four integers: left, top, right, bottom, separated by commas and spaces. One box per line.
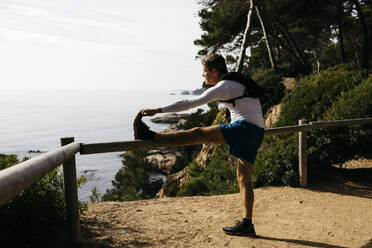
80, 161, 372, 248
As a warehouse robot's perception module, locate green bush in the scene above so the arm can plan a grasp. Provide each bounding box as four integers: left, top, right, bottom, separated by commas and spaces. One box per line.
0, 154, 87, 245
183, 101, 220, 129
253, 66, 370, 186
307, 77, 372, 168
253, 135, 299, 187
251, 68, 286, 114
276, 64, 363, 126
177, 144, 239, 196
102, 150, 163, 201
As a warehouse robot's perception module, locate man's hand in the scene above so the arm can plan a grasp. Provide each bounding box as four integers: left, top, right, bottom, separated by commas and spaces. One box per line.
139, 108, 162, 117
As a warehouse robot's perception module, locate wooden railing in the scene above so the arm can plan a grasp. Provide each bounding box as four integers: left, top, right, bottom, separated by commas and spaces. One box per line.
0, 117, 371, 244
0, 138, 81, 243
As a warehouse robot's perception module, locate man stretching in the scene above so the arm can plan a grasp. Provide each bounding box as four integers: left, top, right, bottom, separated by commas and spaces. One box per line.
133, 54, 264, 237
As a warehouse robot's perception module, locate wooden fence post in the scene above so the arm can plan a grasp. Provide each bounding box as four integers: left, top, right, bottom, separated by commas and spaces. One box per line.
298, 120, 308, 187
61, 137, 81, 244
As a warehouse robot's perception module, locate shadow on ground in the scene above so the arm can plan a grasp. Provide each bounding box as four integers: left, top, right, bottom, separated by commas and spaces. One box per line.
254, 235, 347, 248
360, 239, 372, 248
308, 165, 372, 199
80, 218, 150, 248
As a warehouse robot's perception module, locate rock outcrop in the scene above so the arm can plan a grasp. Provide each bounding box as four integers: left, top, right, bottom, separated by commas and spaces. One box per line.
146, 148, 184, 175
282, 77, 296, 92
264, 103, 282, 128
143, 117, 201, 195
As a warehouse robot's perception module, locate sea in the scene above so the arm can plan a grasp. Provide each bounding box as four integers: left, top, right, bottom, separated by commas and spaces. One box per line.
0, 89, 206, 202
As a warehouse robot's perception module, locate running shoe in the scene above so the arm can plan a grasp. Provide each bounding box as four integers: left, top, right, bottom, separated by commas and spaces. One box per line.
133, 113, 156, 140
222, 221, 256, 237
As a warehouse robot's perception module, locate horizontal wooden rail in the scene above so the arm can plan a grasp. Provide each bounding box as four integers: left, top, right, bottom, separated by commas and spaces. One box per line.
80, 117, 372, 155
0, 142, 81, 207
81, 140, 181, 154
309, 118, 372, 128
264, 124, 313, 136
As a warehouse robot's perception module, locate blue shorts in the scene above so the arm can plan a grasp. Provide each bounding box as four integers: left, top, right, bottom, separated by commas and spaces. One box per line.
220, 120, 264, 164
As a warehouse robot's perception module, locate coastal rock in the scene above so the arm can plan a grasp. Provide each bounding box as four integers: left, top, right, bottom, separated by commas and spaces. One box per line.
146, 148, 183, 175
181, 88, 205, 95
146, 118, 199, 175
157, 166, 190, 197
28, 149, 42, 153
164, 119, 188, 132
151, 113, 190, 123
195, 143, 217, 167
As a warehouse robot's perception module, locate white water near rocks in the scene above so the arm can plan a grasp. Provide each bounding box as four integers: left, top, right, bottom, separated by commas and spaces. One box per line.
0, 90, 207, 201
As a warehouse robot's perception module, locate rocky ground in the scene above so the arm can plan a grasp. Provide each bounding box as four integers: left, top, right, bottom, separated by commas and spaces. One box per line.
79, 158, 372, 248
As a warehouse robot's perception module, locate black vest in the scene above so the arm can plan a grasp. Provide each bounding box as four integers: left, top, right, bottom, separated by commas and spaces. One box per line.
219, 72, 263, 107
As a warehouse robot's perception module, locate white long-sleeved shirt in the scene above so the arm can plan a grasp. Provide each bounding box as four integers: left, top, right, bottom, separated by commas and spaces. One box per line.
162, 80, 264, 128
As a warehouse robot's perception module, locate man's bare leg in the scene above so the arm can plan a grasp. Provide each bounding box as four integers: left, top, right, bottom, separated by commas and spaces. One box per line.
222, 158, 256, 236
237, 158, 254, 220
154, 125, 226, 146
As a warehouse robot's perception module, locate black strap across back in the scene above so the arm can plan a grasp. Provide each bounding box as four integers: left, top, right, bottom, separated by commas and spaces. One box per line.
219, 72, 263, 107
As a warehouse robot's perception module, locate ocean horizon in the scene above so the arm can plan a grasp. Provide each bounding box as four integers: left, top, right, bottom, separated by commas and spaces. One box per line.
0, 89, 205, 201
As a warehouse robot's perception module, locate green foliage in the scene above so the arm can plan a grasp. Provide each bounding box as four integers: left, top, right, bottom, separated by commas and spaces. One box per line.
102, 150, 163, 201
253, 135, 299, 187
276, 64, 363, 126
90, 186, 101, 203
177, 144, 239, 196
183, 101, 220, 129
323, 77, 372, 120
0, 154, 87, 244
251, 68, 286, 114
308, 77, 372, 168
196, 0, 372, 74
194, 0, 249, 56
253, 66, 372, 186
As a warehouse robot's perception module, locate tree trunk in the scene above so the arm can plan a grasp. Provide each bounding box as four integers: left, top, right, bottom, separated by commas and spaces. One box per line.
255, 5, 276, 71
337, 0, 346, 63
311, 48, 321, 73
274, 16, 309, 71
351, 36, 360, 66
236, 0, 255, 73
352, 0, 370, 74
338, 22, 346, 63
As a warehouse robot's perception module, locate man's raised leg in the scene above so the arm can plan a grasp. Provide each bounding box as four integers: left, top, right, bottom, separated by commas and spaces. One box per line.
154, 125, 226, 146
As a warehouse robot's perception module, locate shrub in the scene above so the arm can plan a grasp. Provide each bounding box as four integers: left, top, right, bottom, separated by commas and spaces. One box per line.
0, 154, 87, 245
253, 135, 299, 187
308, 77, 372, 168
183, 101, 220, 129
276, 64, 363, 127
102, 150, 163, 201
177, 144, 239, 196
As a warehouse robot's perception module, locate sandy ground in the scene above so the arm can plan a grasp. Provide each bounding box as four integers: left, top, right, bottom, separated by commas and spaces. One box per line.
80, 160, 372, 248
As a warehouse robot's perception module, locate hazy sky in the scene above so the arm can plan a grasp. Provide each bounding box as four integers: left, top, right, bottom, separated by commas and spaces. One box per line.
0, 0, 204, 90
